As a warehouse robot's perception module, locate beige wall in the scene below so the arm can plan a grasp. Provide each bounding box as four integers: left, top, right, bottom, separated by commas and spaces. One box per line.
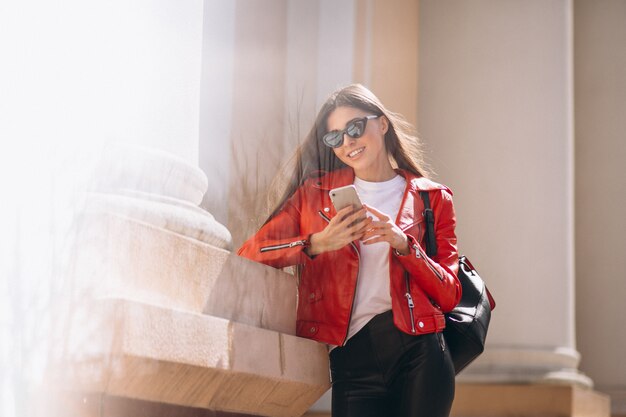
418, 0, 576, 351
354, 0, 419, 127
574, 0, 626, 413
226, 0, 289, 246
418, 0, 626, 410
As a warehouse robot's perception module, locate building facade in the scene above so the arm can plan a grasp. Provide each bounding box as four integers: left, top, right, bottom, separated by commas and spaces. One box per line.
3, 1, 625, 416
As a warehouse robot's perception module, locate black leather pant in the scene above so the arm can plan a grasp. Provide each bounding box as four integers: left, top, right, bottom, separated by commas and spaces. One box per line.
329, 310, 455, 417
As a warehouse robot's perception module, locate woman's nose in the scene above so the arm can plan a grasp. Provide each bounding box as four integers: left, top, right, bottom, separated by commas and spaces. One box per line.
341, 133, 356, 147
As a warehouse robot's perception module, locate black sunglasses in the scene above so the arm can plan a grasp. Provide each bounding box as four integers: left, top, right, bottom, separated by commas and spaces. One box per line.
322, 115, 381, 148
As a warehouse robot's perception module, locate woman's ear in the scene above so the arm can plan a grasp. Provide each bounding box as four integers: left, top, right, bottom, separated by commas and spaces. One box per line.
380, 115, 389, 135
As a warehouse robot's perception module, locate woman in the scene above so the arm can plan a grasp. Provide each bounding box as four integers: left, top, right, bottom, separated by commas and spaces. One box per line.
238, 84, 461, 417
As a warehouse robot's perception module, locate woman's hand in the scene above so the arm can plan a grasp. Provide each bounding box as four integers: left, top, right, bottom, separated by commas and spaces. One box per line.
361, 205, 410, 255
307, 206, 371, 256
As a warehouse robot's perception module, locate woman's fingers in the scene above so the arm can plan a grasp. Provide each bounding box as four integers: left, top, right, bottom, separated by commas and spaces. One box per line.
362, 235, 387, 245
360, 220, 407, 249
368, 221, 391, 230
340, 207, 367, 227
362, 228, 391, 242
325, 204, 407, 251
351, 217, 372, 237
319, 207, 366, 247
364, 204, 390, 221
361, 221, 390, 238
333, 205, 357, 223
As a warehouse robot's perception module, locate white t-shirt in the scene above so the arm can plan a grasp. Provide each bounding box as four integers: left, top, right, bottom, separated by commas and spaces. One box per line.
345, 174, 407, 341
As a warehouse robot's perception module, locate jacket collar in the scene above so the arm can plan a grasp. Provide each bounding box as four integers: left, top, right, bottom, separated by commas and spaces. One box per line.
309, 168, 451, 230
309, 168, 354, 190
310, 168, 451, 194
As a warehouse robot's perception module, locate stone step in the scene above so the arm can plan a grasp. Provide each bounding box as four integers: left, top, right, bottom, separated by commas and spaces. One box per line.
51, 299, 330, 417
73, 211, 297, 334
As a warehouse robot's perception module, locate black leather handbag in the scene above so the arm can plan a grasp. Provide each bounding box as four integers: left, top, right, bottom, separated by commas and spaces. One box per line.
420, 192, 495, 375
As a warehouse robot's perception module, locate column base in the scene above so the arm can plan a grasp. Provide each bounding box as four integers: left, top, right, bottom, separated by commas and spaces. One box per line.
303, 383, 611, 417
89, 142, 233, 251
598, 387, 626, 417
458, 347, 594, 388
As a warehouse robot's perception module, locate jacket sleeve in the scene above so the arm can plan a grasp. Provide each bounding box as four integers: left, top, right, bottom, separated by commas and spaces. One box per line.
395, 189, 461, 312
237, 189, 314, 269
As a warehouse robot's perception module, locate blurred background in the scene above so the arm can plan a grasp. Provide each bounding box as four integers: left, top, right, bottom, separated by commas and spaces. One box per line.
1, 0, 624, 416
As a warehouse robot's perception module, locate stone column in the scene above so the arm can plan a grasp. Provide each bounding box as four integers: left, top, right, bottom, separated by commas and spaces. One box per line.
574, 1, 626, 415
16, 0, 333, 414
418, 0, 590, 386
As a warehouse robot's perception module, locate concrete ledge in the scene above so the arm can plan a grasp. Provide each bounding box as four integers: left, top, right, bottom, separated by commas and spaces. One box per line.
451, 383, 611, 417
73, 212, 297, 334
54, 299, 330, 417
36, 392, 259, 417
56, 392, 316, 417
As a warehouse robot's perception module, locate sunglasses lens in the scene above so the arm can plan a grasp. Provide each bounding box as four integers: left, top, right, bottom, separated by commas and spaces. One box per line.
346, 119, 365, 138
323, 131, 343, 148
322, 117, 373, 148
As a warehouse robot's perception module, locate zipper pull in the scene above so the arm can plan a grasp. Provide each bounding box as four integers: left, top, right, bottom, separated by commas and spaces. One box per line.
405, 292, 414, 308
289, 240, 305, 248
405, 292, 416, 333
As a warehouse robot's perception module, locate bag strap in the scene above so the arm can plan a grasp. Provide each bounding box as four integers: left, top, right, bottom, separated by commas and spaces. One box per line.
420, 191, 438, 258
422, 192, 497, 311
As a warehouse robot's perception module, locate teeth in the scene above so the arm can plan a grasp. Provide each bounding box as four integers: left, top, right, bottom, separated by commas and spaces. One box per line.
349, 148, 364, 158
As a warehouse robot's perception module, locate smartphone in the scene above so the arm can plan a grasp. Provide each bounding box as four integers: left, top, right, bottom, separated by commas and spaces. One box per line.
329, 185, 363, 212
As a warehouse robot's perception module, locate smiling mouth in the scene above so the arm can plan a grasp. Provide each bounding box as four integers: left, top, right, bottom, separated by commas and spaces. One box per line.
348, 147, 365, 158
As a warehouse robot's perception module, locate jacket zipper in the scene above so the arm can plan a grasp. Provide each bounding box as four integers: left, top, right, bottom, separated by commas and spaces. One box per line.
260, 239, 308, 253
318, 210, 360, 346
395, 195, 442, 331
413, 243, 444, 281
404, 272, 416, 333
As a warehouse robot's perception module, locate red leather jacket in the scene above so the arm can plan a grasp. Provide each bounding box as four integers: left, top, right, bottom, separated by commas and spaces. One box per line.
238, 168, 461, 346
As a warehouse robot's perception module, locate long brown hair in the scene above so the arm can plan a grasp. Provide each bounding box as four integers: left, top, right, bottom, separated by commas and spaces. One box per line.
266, 84, 430, 223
